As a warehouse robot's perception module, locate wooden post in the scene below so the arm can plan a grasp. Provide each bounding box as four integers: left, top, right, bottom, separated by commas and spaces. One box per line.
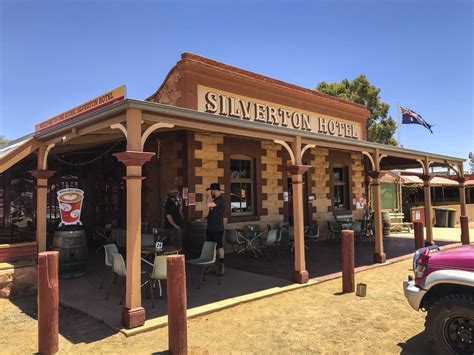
29, 169, 55, 252
414, 221, 424, 250
422, 175, 434, 246
38, 251, 59, 355
114, 109, 154, 329
460, 216, 470, 245
167, 255, 188, 355
341, 230, 355, 293
370, 171, 386, 263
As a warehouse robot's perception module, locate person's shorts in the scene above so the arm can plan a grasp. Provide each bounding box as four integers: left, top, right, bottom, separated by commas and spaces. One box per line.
206, 230, 224, 249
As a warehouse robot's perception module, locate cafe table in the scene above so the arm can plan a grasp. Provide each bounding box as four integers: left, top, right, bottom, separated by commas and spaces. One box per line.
141, 245, 181, 266
236, 229, 263, 258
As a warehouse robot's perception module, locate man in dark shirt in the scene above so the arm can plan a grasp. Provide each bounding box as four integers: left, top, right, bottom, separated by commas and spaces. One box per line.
206, 183, 225, 275
164, 190, 183, 249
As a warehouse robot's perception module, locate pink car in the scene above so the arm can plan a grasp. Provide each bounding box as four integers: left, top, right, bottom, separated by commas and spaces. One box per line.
404, 244, 474, 354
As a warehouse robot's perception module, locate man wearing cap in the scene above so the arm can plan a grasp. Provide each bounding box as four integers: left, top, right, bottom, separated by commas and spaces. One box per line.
206, 183, 225, 275
164, 190, 183, 250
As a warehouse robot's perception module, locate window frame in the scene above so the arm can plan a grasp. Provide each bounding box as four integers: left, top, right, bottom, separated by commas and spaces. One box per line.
332, 164, 350, 211
230, 154, 255, 216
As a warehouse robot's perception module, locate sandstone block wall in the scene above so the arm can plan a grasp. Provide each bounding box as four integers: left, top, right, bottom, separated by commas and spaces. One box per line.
351, 152, 366, 220
260, 141, 284, 227
194, 133, 224, 217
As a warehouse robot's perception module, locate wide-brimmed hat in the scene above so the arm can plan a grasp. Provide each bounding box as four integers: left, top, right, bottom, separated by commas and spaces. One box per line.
206, 183, 224, 191
166, 189, 180, 197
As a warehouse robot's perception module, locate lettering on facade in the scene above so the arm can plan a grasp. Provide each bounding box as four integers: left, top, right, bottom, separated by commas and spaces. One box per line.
35, 86, 126, 133
200, 87, 360, 139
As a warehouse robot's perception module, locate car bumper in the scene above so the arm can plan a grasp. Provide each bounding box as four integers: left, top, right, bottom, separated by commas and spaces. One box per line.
403, 279, 426, 310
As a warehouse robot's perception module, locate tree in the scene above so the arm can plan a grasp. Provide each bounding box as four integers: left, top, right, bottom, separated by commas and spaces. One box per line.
0, 135, 9, 146
316, 75, 398, 145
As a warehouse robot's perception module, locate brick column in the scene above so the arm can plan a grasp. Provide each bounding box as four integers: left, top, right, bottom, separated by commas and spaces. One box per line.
421, 175, 434, 246
286, 164, 311, 283
369, 171, 386, 263
29, 170, 56, 253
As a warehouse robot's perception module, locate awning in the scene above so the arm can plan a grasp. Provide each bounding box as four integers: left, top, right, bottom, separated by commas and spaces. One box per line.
0, 136, 39, 173
380, 172, 460, 186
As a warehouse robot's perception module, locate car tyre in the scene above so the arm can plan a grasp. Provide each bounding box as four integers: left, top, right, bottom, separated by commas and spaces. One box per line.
425, 293, 474, 355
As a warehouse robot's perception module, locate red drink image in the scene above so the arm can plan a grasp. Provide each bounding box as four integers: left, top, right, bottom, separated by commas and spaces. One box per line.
57, 188, 84, 227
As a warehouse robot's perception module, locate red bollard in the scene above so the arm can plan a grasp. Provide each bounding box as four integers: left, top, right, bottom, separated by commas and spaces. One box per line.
167, 255, 187, 355
341, 230, 355, 293
38, 251, 59, 355
460, 216, 470, 245
414, 221, 425, 250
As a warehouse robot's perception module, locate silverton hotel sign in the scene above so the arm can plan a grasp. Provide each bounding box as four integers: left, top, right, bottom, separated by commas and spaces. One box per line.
197, 85, 361, 139
35, 86, 126, 134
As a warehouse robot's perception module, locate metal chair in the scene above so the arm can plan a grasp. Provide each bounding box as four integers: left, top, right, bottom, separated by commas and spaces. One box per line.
143, 255, 167, 308
187, 241, 220, 289
225, 229, 245, 255
98, 243, 118, 289
105, 252, 126, 305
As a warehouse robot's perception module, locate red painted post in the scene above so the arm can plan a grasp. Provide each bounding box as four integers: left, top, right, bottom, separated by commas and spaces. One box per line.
341, 230, 355, 293
414, 221, 425, 250
38, 251, 59, 355
460, 216, 470, 245
167, 255, 187, 355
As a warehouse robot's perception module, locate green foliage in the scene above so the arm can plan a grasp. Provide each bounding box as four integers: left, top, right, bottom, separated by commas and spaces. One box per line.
316, 75, 398, 146
0, 135, 9, 147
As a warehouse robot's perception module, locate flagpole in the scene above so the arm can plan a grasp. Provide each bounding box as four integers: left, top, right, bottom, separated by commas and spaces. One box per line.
397, 102, 401, 146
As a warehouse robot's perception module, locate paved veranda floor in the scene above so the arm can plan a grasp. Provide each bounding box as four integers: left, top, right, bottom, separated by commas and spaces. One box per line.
225, 233, 460, 281
59, 228, 469, 332
59, 251, 290, 330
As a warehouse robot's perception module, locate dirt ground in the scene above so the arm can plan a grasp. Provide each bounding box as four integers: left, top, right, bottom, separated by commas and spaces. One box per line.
0, 258, 431, 355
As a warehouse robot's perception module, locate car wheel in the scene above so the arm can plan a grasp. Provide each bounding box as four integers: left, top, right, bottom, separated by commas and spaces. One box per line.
425, 294, 474, 355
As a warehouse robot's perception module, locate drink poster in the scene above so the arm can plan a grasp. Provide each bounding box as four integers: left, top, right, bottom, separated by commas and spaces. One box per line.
57, 188, 84, 227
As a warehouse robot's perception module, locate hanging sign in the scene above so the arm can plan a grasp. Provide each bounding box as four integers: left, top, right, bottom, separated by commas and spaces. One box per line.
57, 188, 84, 227
35, 85, 126, 134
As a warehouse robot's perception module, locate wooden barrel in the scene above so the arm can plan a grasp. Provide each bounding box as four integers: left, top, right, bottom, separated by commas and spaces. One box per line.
382, 212, 391, 237
52, 229, 88, 278
186, 222, 207, 258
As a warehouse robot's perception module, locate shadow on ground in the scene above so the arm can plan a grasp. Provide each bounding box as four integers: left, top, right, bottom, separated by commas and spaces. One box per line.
9, 295, 117, 344
398, 331, 432, 355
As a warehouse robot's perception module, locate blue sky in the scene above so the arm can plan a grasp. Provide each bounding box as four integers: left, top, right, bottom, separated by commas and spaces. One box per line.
1, 0, 472, 165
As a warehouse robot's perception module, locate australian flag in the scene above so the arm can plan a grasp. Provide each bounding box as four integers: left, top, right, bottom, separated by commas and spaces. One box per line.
400, 106, 433, 133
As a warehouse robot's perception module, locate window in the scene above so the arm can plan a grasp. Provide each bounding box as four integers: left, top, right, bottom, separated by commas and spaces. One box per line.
332, 166, 349, 210
230, 156, 254, 215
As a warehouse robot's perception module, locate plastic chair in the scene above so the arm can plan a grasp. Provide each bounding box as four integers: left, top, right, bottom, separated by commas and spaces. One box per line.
327, 220, 342, 240
262, 227, 281, 258
111, 228, 126, 249
98, 244, 118, 289
225, 229, 245, 255
105, 252, 126, 305
187, 241, 220, 289
305, 223, 320, 243
351, 221, 362, 240
142, 255, 167, 308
